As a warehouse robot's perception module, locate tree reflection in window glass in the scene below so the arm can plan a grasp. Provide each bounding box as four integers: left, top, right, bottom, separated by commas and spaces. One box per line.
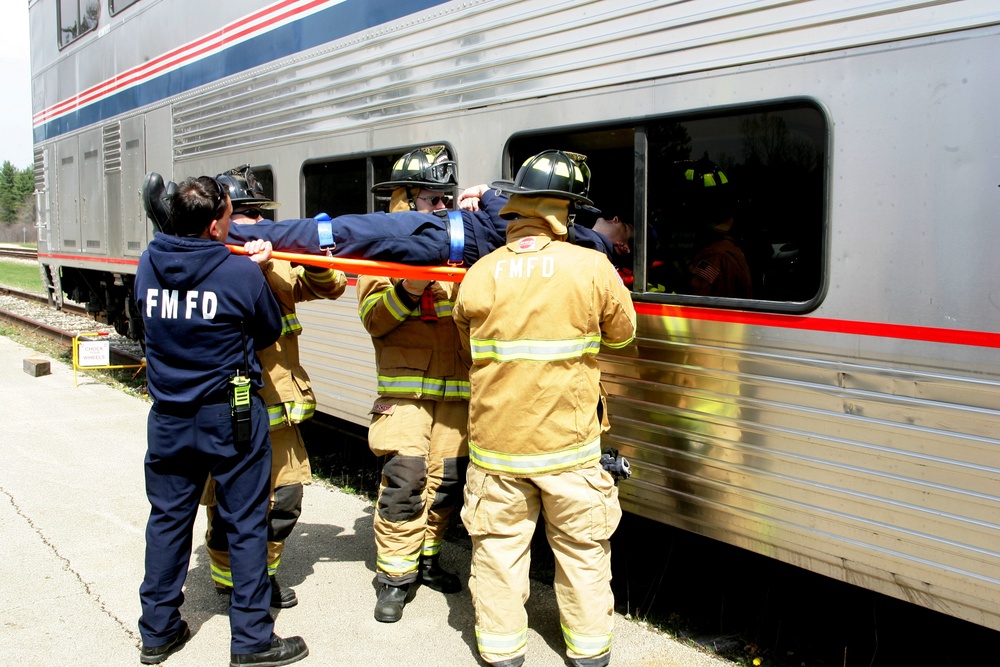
646, 105, 825, 302
58, 0, 101, 48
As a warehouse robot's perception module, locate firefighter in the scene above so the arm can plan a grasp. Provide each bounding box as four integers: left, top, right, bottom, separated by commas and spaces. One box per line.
202, 165, 348, 608
453, 150, 637, 667
670, 159, 753, 298
357, 147, 471, 623
136, 176, 308, 666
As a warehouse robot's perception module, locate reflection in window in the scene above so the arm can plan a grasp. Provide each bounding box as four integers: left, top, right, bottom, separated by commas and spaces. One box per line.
59, 0, 100, 48
647, 106, 825, 302
110, 0, 142, 16
507, 103, 826, 306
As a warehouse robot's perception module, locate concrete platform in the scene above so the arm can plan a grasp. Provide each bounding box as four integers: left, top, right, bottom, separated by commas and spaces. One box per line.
0, 335, 733, 667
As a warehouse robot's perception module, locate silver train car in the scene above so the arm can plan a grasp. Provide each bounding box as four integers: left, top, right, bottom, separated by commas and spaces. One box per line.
31, 0, 1000, 632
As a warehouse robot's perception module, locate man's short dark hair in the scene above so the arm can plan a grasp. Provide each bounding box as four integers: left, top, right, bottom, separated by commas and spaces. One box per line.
170, 176, 229, 237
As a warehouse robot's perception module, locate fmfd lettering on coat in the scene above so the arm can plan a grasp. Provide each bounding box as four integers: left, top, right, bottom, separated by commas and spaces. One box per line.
145, 288, 219, 319
493, 256, 555, 280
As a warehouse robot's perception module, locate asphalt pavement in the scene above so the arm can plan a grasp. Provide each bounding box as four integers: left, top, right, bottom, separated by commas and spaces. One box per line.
0, 335, 734, 667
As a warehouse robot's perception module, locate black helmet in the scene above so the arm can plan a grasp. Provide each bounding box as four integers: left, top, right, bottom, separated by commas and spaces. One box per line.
669, 158, 737, 228
215, 164, 278, 210
490, 149, 593, 205
372, 146, 458, 194
675, 159, 729, 189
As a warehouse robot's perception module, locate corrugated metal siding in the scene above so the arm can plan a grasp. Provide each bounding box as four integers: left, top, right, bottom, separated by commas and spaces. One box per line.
599, 318, 1000, 629
171, 0, 1000, 156
296, 288, 377, 427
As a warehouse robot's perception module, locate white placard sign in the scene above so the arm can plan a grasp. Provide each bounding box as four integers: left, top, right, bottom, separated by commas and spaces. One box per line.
78, 340, 110, 367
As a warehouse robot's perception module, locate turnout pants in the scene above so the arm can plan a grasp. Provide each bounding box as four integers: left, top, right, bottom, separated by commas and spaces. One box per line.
461, 463, 622, 665
205, 422, 310, 585
139, 397, 274, 655
369, 398, 469, 585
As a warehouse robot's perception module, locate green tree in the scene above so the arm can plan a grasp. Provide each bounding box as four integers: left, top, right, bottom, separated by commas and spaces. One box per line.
0, 161, 34, 226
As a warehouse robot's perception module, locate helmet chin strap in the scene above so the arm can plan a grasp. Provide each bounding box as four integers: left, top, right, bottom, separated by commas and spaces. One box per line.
406, 185, 419, 211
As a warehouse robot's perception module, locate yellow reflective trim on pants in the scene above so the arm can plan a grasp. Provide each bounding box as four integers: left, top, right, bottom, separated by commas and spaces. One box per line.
476, 625, 528, 655
469, 437, 601, 475
268, 556, 281, 577
211, 563, 233, 588
377, 551, 420, 576
561, 623, 612, 657
421, 539, 442, 557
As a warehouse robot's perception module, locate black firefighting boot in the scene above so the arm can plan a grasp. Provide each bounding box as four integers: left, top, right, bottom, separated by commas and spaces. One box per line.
569, 652, 611, 667
374, 583, 409, 623
418, 554, 462, 594
270, 575, 298, 608
488, 657, 525, 667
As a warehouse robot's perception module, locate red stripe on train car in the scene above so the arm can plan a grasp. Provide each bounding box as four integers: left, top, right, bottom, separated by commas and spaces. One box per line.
634, 302, 1000, 349
38, 253, 139, 267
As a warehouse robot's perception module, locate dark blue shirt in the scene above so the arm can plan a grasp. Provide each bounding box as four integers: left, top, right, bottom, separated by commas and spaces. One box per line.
135, 233, 282, 407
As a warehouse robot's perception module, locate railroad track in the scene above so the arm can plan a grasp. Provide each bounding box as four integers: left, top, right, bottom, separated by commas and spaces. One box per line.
0, 246, 37, 261
0, 286, 89, 317
0, 286, 144, 367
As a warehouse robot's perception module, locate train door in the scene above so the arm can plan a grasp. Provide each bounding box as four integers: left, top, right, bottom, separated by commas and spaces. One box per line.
55, 136, 80, 253
79, 128, 105, 255
121, 116, 148, 257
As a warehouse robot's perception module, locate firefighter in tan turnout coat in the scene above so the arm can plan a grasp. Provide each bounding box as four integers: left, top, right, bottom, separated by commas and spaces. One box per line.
203, 165, 348, 608
358, 147, 471, 623
453, 150, 637, 667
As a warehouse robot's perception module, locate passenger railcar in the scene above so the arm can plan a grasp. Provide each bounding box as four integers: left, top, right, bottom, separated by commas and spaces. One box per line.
31, 0, 1000, 632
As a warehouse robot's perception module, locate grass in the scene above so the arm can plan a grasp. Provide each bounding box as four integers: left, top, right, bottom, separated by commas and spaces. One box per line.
0, 313, 149, 399
0, 259, 46, 294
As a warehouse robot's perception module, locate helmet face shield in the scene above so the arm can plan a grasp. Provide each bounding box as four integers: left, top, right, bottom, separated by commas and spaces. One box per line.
425, 160, 458, 187
372, 146, 458, 193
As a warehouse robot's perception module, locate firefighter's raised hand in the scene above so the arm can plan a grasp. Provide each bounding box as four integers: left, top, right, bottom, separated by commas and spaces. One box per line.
244, 239, 273, 265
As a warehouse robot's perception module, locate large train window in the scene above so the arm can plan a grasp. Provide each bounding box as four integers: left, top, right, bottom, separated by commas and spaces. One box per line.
58, 0, 100, 48
507, 101, 826, 309
110, 0, 141, 16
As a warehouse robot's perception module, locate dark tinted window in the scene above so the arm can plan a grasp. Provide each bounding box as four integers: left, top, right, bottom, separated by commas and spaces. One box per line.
508, 102, 826, 309
252, 166, 275, 221
303, 158, 368, 219
302, 145, 452, 218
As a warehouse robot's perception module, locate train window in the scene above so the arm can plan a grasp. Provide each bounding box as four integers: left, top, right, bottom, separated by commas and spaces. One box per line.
252, 166, 275, 221
58, 0, 100, 48
507, 102, 826, 309
303, 158, 368, 219
303, 145, 452, 219
109, 0, 141, 16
